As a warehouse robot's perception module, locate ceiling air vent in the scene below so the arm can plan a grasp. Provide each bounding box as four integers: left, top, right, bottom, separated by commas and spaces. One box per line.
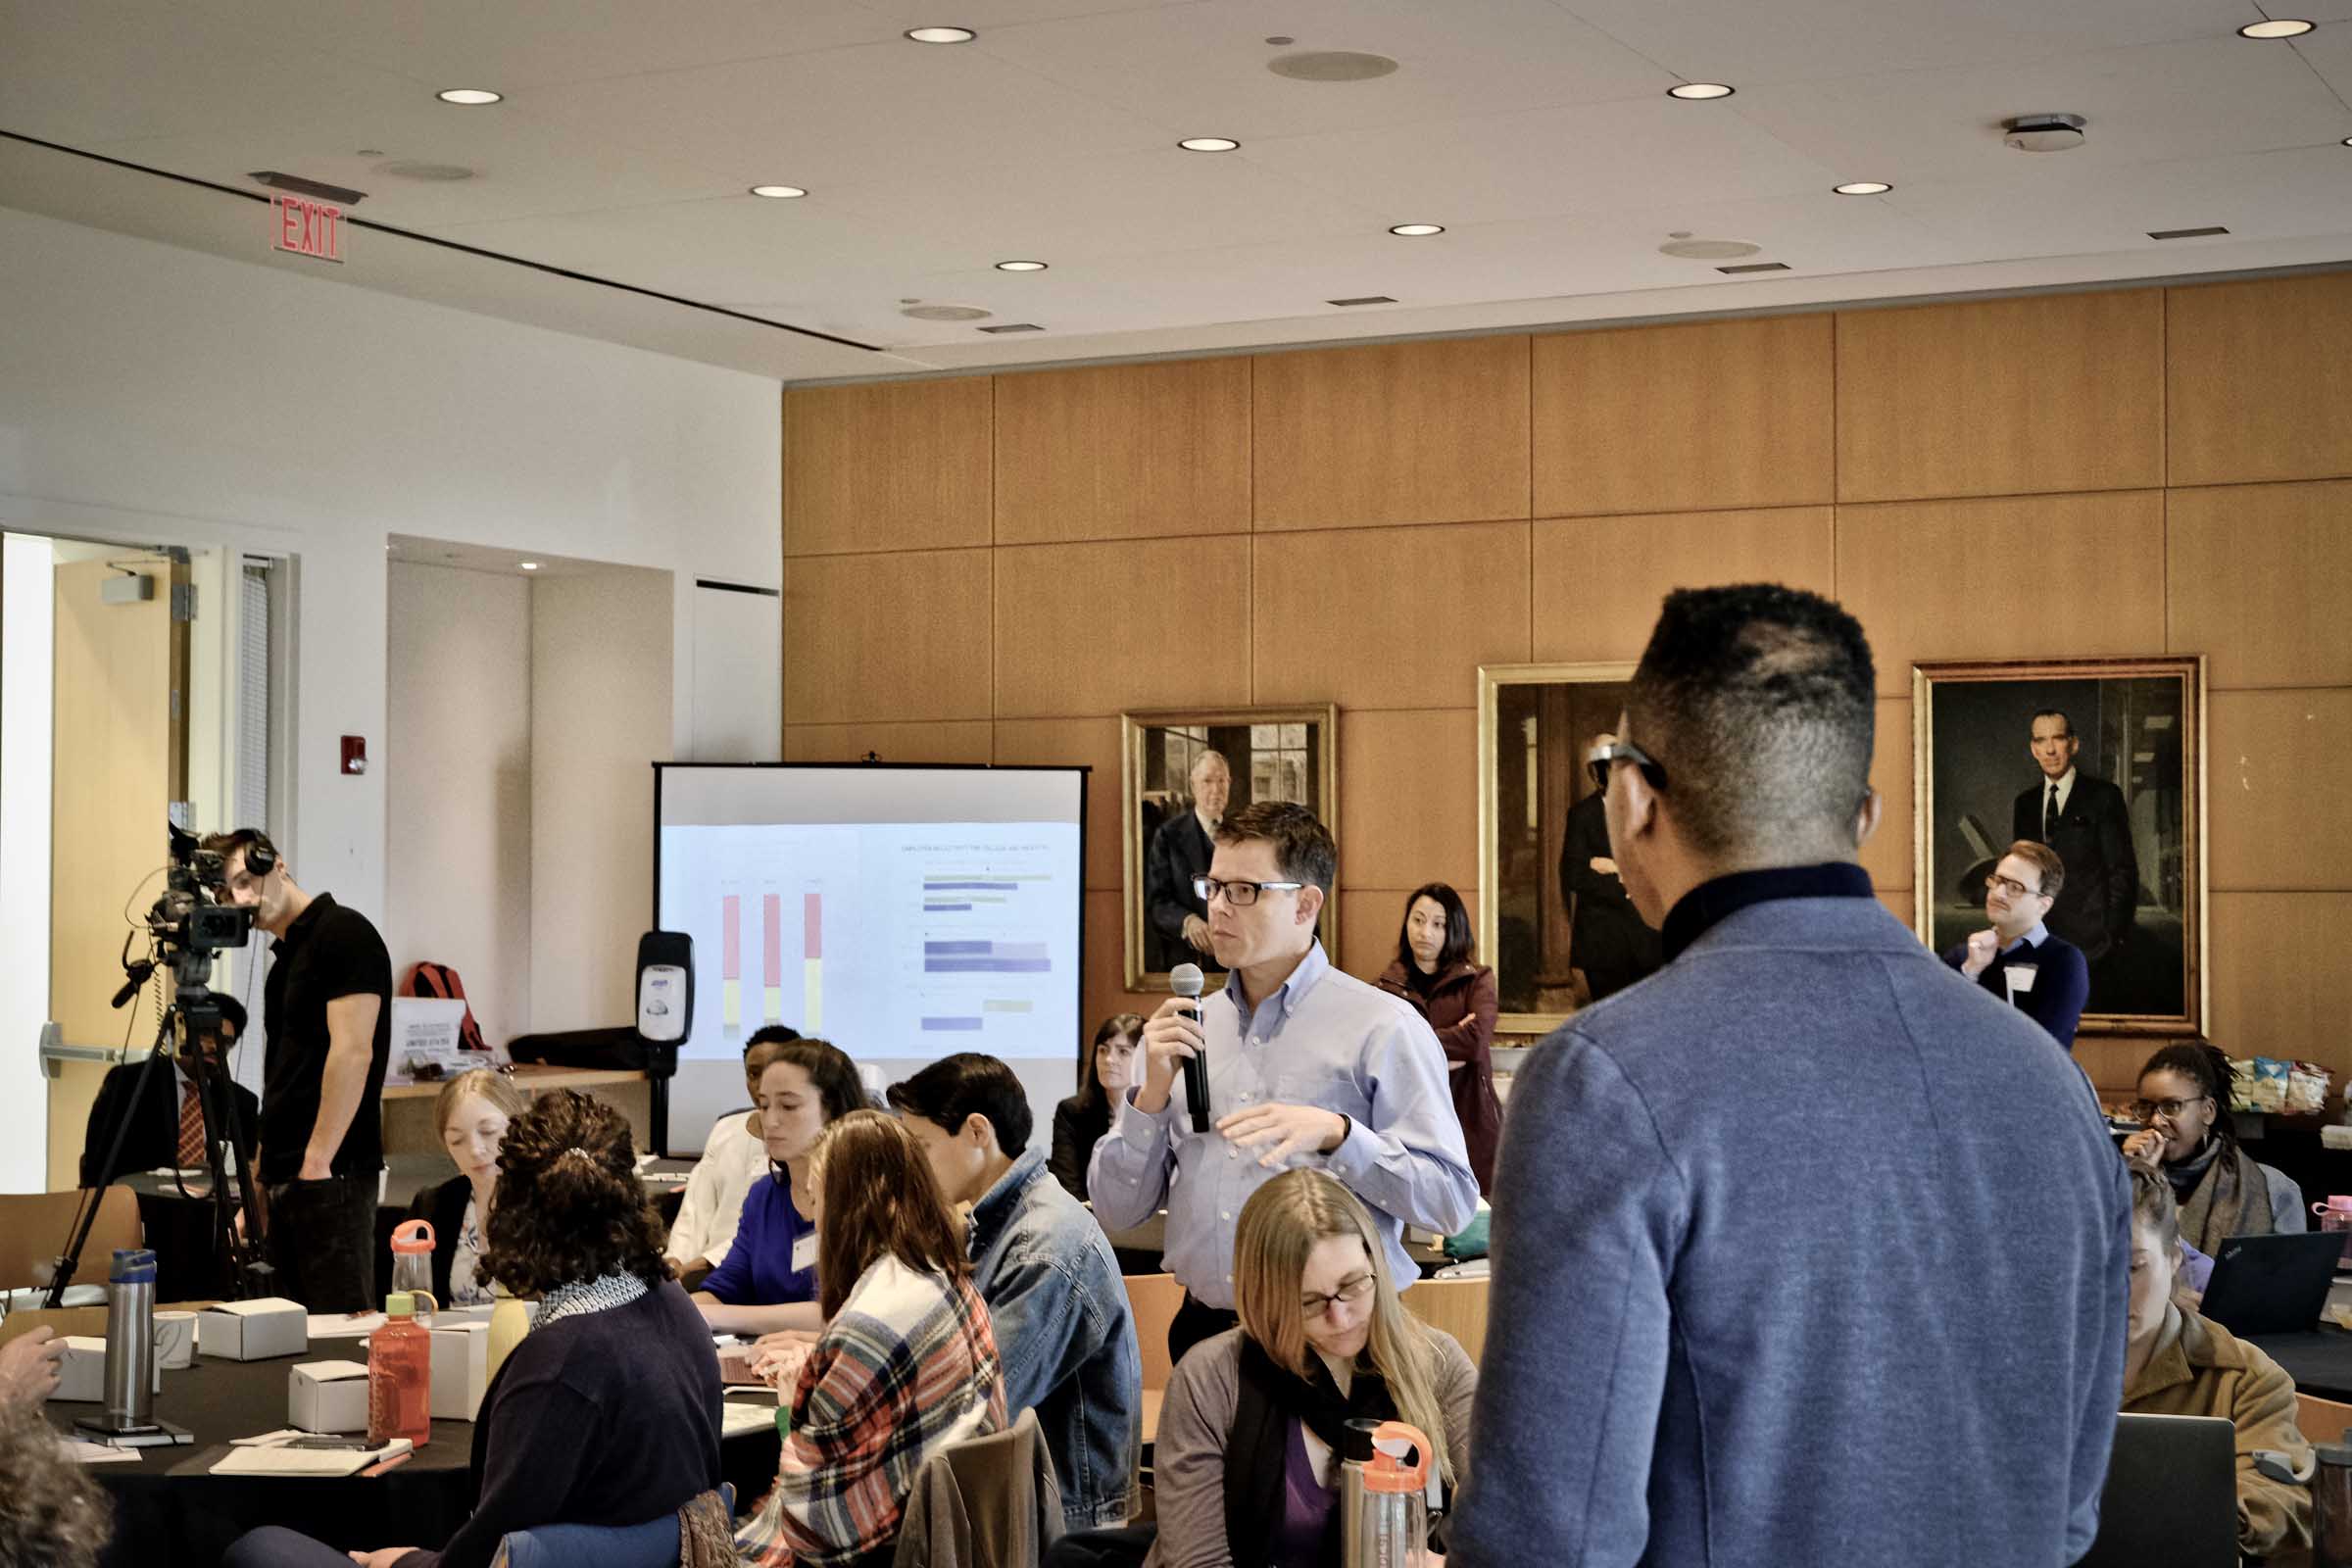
2147, 225, 2229, 240
1327, 295, 1397, 307
977, 322, 1045, 333
1716, 261, 1791, 274
248, 171, 367, 204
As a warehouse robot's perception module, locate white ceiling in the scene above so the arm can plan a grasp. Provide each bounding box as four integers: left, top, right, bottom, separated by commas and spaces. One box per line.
3, 0, 2348, 381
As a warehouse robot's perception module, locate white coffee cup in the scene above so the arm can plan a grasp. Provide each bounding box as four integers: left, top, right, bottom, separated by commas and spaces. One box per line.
154, 1309, 197, 1370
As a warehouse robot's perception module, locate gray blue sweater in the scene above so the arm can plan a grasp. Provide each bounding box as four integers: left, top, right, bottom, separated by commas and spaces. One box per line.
1451, 865, 2131, 1568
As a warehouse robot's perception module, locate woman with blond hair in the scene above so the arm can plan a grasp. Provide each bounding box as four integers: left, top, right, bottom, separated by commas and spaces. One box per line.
1138, 1167, 1477, 1568
737, 1109, 1005, 1568
403, 1066, 532, 1306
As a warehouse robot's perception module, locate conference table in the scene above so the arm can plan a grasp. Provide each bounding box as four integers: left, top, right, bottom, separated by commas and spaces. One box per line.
46, 1338, 786, 1568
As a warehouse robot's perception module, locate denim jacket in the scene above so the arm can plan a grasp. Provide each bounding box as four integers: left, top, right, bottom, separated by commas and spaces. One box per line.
968, 1146, 1142, 1528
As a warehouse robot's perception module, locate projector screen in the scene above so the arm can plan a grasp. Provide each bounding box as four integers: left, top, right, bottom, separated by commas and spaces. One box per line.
654, 764, 1086, 1067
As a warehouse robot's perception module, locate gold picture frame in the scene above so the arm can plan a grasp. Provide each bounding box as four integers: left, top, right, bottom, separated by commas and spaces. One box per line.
1120, 706, 1339, 992
1477, 662, 1639, 1037
1912, 656, 2207, 1037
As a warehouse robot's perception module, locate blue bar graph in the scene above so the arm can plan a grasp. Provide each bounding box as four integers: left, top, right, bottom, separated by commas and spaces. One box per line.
921, 1016, 985, 1032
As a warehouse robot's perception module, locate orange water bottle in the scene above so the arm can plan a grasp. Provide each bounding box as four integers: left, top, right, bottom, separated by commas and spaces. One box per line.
368, 1292, 432, 1448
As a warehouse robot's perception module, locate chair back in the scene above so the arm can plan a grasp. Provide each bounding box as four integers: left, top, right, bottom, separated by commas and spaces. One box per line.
1123, 1273, 1185, 1389
891, 1406, 1061, 1568
1399, 1275, 1490, 1364
0, 1187, 142, 1294
489, 1485, 732, 1568
2298, 1391, 2352, 1446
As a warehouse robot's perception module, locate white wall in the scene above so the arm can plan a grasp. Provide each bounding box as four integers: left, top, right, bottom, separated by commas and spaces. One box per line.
0, 535, 56, 1192
529, 568, 674, 1035
386, 563, 534, 1046
0, 204, 783, 1183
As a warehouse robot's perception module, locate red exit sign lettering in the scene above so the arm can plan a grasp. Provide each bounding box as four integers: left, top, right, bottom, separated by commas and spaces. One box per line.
271, 195, 344, 264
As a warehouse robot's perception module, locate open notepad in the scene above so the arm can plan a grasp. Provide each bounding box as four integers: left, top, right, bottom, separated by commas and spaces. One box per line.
210, 1438, 414, 1477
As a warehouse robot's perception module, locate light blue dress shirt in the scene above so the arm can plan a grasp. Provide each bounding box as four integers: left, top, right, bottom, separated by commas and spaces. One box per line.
1087, 942, 1478, 1308
2000, 920, 2051, 956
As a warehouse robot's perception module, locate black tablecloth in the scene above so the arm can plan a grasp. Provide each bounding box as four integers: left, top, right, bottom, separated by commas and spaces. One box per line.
48, 1343, 782, 1568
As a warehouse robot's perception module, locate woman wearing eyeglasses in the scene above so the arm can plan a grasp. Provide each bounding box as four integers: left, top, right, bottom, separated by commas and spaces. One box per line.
1141, 1168, 1475, 1568
1374, 883, 1501, 1195
2122, 1043, 2300, 1253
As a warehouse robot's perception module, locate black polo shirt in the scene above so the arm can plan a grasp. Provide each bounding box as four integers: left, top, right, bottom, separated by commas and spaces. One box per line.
258, 892, 392, 1183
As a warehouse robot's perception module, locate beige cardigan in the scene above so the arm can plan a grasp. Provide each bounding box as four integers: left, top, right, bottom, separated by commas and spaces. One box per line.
2123, 1304, 2314, 1558
1143, 1325, 1478, 1568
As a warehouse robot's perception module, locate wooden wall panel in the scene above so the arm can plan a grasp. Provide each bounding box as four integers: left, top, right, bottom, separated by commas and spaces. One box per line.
781, 720, 993, 764
2209, 893, 2352, 1068
2169, 273, 2352, 487
2206, 689, 2352, 891
1533, 315, 1835, 517
995, 358, 1251, 544
1837, 491, 2166, 696
783, 549, 992, 722
1836, 289, 2164, 503
2168, 480, 2352, 690
1337, 709, 1480, 894
1531, 506, 1835, 663
1083, 887, 1157, 1035
994, 536, 1250, 718
992, 716, 1125, 891
1863, 698, 1912, 896
1253, 337, 1530, 530
784, 378, 993, 556
1253, 521, 1531, 710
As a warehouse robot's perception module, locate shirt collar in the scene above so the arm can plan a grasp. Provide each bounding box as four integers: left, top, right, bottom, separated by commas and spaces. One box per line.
1223, 940, 1329, 1029
276, 891, 335, 950
1998, 921, 2050, 956
2046, 766, 2077, 797
967, 1146, 1047, 1254
1659, 862, 1877, 963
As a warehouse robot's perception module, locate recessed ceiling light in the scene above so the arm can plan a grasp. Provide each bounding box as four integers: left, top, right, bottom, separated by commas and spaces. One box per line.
436, 88, 503, 105
1389, 222, 1446, 236
2344, 136, 2352, 147
1179, 137, 1241, 152
1267, 51, 1398, 81
1833, 180, 1893, 195
902, 303, 993, 321
518, 561, 541, 571
2238, 18, 2315, 37
995, 259, 1049, 271
905, 25, 975, 42
1667, 81, 1735, 100
1660, 237, 1760, 260
749, 184, 808, 199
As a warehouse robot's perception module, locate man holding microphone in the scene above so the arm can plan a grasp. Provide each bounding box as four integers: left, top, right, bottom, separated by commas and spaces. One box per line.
1088, 801, 1477, 1365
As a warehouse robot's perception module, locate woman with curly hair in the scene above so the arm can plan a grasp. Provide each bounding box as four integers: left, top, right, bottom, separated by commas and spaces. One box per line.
225, 1091, 727, 1568
0, 1398, 113, 1568
737, 1109, 1006, 1568
2122, 1043, 2299, 1252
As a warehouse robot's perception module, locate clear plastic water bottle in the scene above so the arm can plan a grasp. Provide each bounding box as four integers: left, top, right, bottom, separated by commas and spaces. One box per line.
1340, 1418, 1432, 1568
368, 1292, 432, 1448
388, 1219, 438, 1326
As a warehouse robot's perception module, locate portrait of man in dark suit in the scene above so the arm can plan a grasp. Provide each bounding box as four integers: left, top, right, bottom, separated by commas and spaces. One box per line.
1144, 748, 1228, 972
2012, 709, 2138, 978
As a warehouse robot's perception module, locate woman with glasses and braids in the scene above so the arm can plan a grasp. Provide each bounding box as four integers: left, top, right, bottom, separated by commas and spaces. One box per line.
2122, 1043, 2302, 1255
1130, 1167, 1476, 1568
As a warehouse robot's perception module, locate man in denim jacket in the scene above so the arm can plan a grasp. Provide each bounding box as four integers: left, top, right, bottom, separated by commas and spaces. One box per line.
892, 1053, 1143, 1528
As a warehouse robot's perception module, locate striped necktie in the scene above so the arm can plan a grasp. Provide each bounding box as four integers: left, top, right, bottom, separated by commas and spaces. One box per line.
177, 1078, 206, 1168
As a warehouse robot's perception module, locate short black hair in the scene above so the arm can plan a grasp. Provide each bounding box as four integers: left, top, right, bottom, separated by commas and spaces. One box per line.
745, 1023, 801, 1061
2031, 708, 2075, 738
214, 995, 248, 1040
1626, 584, 1877, 858
1214, 800, 1338, 894
887, 1052, 1034, 1154
1395, 883, 1474, 972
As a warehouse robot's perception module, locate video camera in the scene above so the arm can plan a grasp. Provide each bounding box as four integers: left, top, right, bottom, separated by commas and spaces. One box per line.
147, 821, 255, 989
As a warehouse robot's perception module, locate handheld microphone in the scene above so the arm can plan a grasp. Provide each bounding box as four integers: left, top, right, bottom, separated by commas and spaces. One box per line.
1169, 962, 1209, 1134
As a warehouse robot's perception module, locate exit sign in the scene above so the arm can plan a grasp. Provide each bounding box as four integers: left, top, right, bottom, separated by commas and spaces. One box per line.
270, 194, 344, 264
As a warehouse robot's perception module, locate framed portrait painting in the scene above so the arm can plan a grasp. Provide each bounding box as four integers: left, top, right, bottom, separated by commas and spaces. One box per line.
1120, 706, 1338, 991
1912, 657, 2206, 1037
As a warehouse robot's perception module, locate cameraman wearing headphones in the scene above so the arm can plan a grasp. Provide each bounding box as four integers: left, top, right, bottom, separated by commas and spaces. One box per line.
204, 830, 392, 1311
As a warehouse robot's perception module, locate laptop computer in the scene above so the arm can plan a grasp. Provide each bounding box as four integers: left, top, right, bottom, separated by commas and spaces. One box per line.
2199, 1230, 2346, 1338
2075, 1413, 2237, 1568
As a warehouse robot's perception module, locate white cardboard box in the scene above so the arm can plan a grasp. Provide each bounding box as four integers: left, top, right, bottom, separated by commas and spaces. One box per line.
430, 1321, 489, 1421
48, 1336, 163, 1402
288, 1359, 371, 1433
198, 1298, 308, 1361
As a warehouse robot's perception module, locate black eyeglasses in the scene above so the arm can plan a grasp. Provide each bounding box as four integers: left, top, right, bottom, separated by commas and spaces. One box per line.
1587, 739, 1667, 794
1985, 873, 2046, 901
1193, 876, 1304, 907
1299, 1272, 1375, 1320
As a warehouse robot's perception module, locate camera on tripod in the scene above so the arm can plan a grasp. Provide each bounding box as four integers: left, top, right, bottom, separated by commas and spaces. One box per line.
144, 822, 256, 992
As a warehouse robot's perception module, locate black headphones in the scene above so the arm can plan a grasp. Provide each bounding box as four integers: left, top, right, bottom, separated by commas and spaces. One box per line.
241, 830, 279, 880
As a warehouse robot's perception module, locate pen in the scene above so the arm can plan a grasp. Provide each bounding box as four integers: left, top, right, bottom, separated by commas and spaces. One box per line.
361, 1451, 413, 1477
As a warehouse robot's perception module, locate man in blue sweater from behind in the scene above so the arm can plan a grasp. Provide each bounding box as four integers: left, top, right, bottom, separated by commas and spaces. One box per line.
1450, 584, 2130, 1568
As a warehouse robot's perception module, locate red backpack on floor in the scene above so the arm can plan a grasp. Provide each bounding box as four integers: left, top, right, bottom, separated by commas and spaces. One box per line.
403, 961, 490, 1054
